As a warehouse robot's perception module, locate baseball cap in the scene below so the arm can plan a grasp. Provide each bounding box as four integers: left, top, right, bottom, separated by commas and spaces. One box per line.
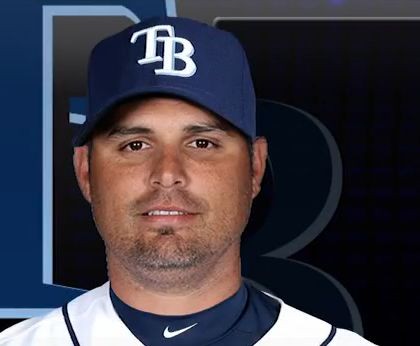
73, 16, 274, 236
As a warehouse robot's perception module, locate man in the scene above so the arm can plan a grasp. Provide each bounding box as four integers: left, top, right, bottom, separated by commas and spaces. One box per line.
0, 17, 376, 345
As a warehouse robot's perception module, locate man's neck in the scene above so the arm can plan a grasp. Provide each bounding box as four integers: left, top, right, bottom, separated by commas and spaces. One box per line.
107, 245, 242, 315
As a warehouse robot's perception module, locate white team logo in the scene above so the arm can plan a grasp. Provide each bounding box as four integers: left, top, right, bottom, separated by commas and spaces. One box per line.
130, 25, 197, 77
163, 322, 198, 338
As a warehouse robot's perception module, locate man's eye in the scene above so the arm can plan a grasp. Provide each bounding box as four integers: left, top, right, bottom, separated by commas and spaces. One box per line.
123, 141, 149, 151
189, 139, 217, 149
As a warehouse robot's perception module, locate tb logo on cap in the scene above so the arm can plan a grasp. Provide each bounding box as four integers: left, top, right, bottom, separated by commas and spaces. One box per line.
130, 25, 197, 77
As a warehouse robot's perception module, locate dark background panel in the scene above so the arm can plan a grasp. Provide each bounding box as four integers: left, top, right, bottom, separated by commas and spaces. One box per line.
217, 19, 420, 346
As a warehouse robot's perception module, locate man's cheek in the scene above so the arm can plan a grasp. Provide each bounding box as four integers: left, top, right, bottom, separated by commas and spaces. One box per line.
209, 177, 244, 210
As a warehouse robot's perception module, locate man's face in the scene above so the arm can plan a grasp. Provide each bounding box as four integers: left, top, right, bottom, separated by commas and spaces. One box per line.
74, 97, 267, 285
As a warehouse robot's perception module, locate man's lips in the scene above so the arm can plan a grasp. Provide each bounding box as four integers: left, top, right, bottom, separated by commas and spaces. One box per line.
141, 205, 197, 215
140, 206, 199, 224
140, 214, 199, 225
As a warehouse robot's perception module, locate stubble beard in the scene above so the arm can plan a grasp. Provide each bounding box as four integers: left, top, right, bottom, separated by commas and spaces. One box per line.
104, 217, 241, 292
124, 225, 215, 271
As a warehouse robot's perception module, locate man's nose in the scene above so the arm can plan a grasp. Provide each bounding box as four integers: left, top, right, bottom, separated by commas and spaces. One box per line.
150, 148, 188, 188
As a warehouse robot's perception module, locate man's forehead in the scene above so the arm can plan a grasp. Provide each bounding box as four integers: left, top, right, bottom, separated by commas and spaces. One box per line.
96, 95, 237, 136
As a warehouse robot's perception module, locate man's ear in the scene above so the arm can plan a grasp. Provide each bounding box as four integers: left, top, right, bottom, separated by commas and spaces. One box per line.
251, 137, 268, 199
73, 145, 92, 203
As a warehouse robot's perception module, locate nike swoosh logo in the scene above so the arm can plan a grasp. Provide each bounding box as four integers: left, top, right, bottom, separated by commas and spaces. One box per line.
163, 323, 198, 338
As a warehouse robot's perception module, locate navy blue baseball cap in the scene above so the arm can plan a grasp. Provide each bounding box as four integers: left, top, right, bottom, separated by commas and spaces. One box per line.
73, 16, 273, 236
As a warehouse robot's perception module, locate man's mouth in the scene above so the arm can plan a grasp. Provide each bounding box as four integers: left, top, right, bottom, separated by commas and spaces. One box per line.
144, 210, 191, 216
141, 207, 199, 225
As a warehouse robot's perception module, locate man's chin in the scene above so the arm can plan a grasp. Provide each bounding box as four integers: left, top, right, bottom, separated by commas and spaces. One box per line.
127, 238, 207, 271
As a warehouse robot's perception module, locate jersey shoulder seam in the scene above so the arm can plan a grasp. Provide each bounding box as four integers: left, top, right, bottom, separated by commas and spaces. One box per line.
320, 325, 337, 345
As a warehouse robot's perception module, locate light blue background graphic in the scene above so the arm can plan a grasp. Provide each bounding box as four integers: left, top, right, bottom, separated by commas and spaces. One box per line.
0, 0, 174, 319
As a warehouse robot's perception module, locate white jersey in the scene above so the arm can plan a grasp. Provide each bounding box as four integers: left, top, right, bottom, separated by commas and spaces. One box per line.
0, 282, 377, 346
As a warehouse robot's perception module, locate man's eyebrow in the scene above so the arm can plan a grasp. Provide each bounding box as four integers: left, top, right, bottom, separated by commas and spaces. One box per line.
107, 126, 152, 137
183, 122, 231, 134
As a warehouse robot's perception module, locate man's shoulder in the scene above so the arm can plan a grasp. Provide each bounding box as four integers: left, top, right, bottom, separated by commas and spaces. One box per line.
0, 282, 110, 346
331, 328, 378, 346
0, 308, 66, 346
256, 289, 377, 345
